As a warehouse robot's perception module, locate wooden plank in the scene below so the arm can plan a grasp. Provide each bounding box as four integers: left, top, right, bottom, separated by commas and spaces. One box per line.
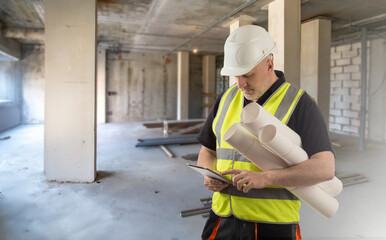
175, 122, 205, 135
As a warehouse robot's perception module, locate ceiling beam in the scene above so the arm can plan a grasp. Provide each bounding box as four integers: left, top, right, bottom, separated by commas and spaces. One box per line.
0, 33, 21, 61
3, 28, 45, 44
333, 13, 386, 31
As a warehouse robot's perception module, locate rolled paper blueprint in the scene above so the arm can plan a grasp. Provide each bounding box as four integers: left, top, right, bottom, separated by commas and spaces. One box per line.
240, 102, 302, 147
288, 185, 339, 219
223, 123, 287, 170
224, 122, 339, 219
259, 124, 343, 197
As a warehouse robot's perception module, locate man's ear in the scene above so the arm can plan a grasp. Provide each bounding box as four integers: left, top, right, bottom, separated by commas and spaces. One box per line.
267, 58, 274, 72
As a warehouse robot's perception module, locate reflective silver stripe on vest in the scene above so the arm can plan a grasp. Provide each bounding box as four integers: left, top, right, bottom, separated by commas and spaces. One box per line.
214, 86, 240, 148
220, 185, 298, 200
217, 148, 251, 163
274, 84, 304, 124
282, 90, 304, 125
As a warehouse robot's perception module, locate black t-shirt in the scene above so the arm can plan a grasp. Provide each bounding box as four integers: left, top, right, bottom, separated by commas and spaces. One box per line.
198, 70, 333, 158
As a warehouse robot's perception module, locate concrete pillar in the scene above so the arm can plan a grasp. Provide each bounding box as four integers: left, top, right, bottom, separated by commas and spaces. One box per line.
177, 51, 189, 120
44, 0, 97, 182
229, 16, 253, 86
97, 48, 106, 124
268, 0, 301, 87
202, 55, 216, 118
300, 19, 331, 127
368, 39, 386, 142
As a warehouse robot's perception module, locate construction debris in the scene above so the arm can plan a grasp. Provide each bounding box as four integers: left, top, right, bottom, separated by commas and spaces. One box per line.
174, 122, 205, 135
160, 145, 175, 158
143, 119, 205, 135
182, 153, 199, 161
0, 136, 11, 141
143, 119, 205, 129
136, 134, 198, 147
181, 197, 212, 218
337, 173, 369, 187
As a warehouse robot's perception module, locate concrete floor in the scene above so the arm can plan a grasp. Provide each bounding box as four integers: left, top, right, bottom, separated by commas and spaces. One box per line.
0, 123, 385, 240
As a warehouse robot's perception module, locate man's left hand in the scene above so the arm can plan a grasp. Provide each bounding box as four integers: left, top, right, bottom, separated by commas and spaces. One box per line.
221, 169, 269, 193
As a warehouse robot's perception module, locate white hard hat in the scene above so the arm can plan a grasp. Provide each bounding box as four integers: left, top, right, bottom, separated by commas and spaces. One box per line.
221, 25, 277, 76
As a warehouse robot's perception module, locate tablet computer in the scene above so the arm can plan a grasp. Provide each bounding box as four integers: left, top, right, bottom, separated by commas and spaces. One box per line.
187, 163, 232, 184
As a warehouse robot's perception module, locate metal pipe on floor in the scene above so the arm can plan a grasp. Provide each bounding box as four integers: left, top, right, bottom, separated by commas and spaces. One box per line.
359, 27, 368, 151
160, 145, 175, 158
180, 206, 211, 217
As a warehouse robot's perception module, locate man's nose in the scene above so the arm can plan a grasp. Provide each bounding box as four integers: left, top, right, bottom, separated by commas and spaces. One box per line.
236, 76, 247, 88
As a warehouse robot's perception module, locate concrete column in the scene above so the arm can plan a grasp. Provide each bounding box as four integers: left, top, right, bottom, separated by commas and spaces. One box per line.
177, 51, 189, 120
44, 0, 96, 182
202, 55, 216, 118
97, 48, 106, 124
268, 0, 301, 87
368, 38, 386, 142
229, 16, 253, 86
300, 19, 331, 127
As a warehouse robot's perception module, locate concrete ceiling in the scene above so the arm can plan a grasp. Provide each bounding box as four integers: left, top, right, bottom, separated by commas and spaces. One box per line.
0, 0, 386, 54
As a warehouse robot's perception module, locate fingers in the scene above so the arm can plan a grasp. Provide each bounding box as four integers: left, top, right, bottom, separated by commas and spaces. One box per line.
236, 176, 249, 191
243, 183, 253, 193
232, 171, 246, 183
203, 176, 230, 192
229, 170, 252, 193
206, 182, 229, 192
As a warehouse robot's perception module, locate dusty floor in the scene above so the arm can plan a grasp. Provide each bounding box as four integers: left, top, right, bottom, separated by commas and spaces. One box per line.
0, 123, 385, 240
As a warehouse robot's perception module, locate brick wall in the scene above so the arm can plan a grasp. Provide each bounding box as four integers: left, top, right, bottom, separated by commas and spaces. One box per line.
329, 42, 370, 136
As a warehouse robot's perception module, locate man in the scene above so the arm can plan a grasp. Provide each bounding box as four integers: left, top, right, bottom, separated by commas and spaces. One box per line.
197, 25, 335, 239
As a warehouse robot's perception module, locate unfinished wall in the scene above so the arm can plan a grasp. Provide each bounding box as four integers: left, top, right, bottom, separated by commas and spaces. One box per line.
329, 42, 369, 136
329, 39, 386, 142
0, 59, 22, 132
20, 45, 45, 124
189, 54, 202, 119
106, 51, 177, 122
0, 44, 45, 131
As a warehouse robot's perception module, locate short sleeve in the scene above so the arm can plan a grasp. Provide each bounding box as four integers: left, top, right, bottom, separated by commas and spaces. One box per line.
287, 92, 333, 158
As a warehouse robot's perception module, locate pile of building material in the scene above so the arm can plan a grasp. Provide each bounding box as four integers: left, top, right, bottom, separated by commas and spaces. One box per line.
180, 197, 212, 218
136, 119, 205, 158
337, 173, 369, 187
143, 119, 205, 136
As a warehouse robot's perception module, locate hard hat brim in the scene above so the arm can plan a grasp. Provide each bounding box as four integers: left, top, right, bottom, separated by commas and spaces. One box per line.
220, 64, 255, 77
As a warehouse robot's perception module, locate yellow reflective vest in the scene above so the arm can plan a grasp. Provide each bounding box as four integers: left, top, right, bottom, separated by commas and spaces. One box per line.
212, 82, 304, 223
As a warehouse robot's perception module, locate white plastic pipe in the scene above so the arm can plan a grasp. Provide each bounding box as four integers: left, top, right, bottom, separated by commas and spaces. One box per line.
240, 102, 302, 147
288, 185, 339, 219
259, 124, 343, 196
224, 122, 339, 219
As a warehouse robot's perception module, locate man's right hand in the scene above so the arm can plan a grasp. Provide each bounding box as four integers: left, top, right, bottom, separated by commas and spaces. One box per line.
203, 175, 230, 192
